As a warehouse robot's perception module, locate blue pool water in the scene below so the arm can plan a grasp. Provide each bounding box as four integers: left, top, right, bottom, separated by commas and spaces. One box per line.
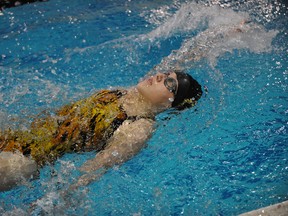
0, 0, 287, 215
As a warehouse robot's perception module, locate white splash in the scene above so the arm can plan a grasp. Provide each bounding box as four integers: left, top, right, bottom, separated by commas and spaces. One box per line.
139, 2, 279, 71
141, 3, 250, 41
154, 21, 278, 71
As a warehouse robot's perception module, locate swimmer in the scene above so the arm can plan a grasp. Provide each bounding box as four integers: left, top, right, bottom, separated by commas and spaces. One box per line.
0, 70, 202, 191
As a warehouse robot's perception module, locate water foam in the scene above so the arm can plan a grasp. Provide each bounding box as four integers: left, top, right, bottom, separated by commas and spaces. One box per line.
154, 21, 278, 71
141, 0, 286, 28
141, 3, 250, 41
139, 2, 279, 71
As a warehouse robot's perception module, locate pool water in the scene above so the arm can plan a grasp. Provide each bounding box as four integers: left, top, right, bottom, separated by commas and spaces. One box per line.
0, 0, 287, 215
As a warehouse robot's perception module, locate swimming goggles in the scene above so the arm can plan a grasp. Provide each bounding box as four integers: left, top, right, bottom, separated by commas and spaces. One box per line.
164, 73, 178, 95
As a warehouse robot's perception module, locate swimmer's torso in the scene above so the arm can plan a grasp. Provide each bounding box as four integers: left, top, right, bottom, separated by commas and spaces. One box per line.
0, 90, 128, 166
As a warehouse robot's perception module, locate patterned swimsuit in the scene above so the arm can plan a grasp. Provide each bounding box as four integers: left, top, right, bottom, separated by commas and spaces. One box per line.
0, 90, 128, 166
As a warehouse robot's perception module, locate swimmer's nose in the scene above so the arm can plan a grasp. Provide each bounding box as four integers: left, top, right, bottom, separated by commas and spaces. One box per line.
156, 73, 164, 82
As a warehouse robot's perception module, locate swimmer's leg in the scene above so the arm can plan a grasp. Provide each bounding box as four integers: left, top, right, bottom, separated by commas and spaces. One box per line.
0, 152, 38, 191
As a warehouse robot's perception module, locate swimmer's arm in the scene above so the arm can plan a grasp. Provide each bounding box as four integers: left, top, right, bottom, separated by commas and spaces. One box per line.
74, 118, 154, 187
152, 21, 251, 72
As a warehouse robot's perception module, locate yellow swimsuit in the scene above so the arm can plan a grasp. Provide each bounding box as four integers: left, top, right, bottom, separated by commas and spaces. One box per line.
0, 90, 128, 166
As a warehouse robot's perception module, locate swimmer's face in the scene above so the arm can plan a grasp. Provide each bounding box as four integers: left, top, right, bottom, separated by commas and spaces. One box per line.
137, 72, 178, 107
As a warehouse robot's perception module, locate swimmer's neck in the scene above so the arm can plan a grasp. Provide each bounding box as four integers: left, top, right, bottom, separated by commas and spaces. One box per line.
120, 87, 164, 118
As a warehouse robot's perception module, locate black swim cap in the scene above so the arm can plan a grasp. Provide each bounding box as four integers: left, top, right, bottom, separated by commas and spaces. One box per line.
172, 71, 202, 110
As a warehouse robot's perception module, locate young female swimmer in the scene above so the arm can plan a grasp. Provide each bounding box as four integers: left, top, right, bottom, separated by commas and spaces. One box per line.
0, 70, 202, 191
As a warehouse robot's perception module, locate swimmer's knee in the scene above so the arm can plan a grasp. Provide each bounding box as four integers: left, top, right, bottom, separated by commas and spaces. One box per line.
0, 152, 38, 191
